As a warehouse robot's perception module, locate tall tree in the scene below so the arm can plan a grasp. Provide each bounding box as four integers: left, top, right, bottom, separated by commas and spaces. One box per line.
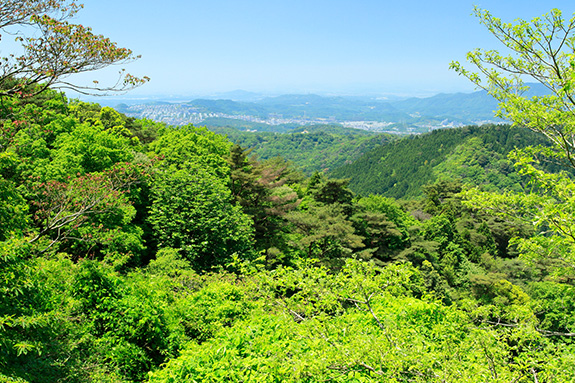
0, 0, 148, 98
228, 144, 300, 253
450, 7, 575, 168
451, 8, 575, 279
148, 161, 254, 271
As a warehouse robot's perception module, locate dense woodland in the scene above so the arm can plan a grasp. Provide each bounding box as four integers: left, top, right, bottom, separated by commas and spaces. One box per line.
330, 125, 562, 198
1, 87, 575, 383
211, 124, 391, 175
221, 123, 561, 197
2, 2, 575, 383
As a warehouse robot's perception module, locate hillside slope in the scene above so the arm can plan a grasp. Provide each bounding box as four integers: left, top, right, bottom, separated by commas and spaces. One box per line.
330, 125, 554, 198
212, 125, 391, 174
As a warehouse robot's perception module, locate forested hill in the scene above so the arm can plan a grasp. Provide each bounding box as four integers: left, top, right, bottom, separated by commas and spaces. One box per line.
391, 91, 498, 121
6, 3, 575, 382
210, 124, 392, 174
3, 87, 575, 383
330, 124, 554, 198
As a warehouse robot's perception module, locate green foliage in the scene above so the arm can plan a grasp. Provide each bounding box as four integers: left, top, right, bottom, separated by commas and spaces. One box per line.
24, 163, 148, 263
3, 7, 575, 381
220, 126, 390, 174
529, 282, 575, 334
148, 161, 254, 271
433, 136, 523, 192
227, 145, 301, 255
451, 7, 575, 169
0, 162, 28, 240
450, 7, 575, 281
331, 124, 553, 198
357, 194, 417, 231
352, 195, 416, 261
176, 276, 252, 342
38, 122, 134, 179
311, 178, 354, 209
461, 161, 575, 279
149, 260, 575, 383
286, 204, 364, 267
148, 125, 231, 178
3, 86, 572, 383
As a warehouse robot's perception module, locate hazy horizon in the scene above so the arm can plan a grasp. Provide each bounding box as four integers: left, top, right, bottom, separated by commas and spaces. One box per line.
73, 86, 486, 107
64, 0, 575, 103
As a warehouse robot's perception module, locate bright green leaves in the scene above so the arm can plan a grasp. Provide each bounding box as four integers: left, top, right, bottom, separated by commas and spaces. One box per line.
529, 281, 575, 335
450, 8, 575, 339
148, 260, 575, 383
0, 153, 29, 240
148, 161, 254, 271
432, 136, 524, 193
177, 277, 252, 342
5, 102, 136, 183
149, 126, 231, 178
450, 7, 575, 166
0, 93, 150, 265
29, 122, 133, 180
461, 162, 575, 279
70, 259, 184, 381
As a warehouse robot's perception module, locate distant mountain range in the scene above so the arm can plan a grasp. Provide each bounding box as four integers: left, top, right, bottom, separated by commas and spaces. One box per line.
115, 83, 549, 134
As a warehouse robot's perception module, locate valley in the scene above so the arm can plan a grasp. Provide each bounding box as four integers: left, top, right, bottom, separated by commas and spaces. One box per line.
114, 90, 503, 134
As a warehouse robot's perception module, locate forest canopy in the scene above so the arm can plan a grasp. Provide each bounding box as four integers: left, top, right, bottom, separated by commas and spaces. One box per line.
1, 3, 575, 383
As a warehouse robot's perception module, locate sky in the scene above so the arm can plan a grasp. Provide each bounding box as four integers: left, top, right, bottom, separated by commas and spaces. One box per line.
61, 0, 575, 99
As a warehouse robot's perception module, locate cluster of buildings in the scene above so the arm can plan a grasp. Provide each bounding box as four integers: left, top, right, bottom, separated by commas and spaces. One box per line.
121, 103, 353, 128
119, 103, 474, 134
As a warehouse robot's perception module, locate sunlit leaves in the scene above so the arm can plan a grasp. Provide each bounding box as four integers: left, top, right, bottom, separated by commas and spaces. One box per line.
149, 260, 575, 383
0, 0, 82, 29
450, 7, 575, 167
148, 161, 254, 271
149, 125, 232, 178
0, 0, 148, 97
461, 162, 575, 277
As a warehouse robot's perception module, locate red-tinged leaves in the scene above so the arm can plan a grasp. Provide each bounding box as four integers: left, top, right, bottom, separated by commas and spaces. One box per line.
1, 1, 148, 98
27, 161, 152, 254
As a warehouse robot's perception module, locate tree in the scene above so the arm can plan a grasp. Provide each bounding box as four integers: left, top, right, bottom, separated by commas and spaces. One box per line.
450, 7, 575, 168
0, 152, 28, 240
148, 161, 254, 271
148, 125, 231, 178
28, 162, 148, 259
286, 204, 364, 266
1, 0, 81, 28
353, 195, 416, 260
227, 144, 300, 253
450, 8, 575, 278
0, 0, 148, 98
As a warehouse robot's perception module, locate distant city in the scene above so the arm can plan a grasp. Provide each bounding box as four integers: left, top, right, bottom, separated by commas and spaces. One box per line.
119, 103, 427, 134
114, 90, 504, 134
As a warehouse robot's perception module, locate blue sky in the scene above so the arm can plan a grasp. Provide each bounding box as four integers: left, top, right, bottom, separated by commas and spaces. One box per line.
69, 0, 575, 98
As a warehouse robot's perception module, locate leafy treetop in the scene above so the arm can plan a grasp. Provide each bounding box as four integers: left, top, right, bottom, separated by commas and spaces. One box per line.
450, 7, 575, 168
0, 0, 149, 98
